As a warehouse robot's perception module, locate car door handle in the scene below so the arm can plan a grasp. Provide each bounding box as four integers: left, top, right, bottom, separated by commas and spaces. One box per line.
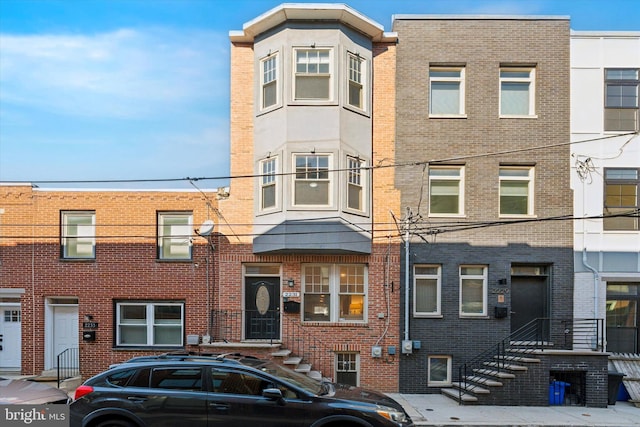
209, 402, 230, 411
127, 397, 147, 403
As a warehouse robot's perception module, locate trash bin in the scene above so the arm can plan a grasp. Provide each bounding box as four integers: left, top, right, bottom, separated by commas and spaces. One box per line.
549, 381, 570, 405
607, 372, 626, 405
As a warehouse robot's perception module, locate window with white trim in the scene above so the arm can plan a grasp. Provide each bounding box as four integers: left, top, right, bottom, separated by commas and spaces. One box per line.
116, 302, 184, 347
61, 210, 96, 259
335, 353, 359, 386
414, 265, 441, 317
260, 157, 277, 210
261, 53, 278, 109
347, 156, 364, 212
428, 355, 452, 386
429, 66, 465, 116
605, 68, 639, 131
294, 48, 331, 101
302, 264, 366, 323
429, 166, 464, 216
294, 154, 331, 206
499, 167, 534, 216
460, 265, 487, 317
500, 67, 535, 116
158, 212, 193, 260
347, 52, 365, 109
604, 168, 639, 230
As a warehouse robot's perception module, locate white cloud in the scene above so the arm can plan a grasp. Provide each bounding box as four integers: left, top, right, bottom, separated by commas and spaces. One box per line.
0, 28, 228, 119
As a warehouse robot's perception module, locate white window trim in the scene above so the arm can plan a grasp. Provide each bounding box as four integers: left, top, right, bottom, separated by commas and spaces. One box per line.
291, 153, 333, 208
459, 265, 488, 317
345, 155, 367, 214
157, 212, 193, 260
302, 264, 368, 323
427, 355, 452, 386
292, 47, 334, 104
260, 52, 280, 112
335, 352, 360, 386
346, 51, 367, 113
116, 302, 184, 347
413, 265, 442, 317
61, 210, 96, 259
429, 66, 466, 117
259, 156, 279, 212
428, 166, 465, 217
499, 67, 536, 118
499, 166, 535, 218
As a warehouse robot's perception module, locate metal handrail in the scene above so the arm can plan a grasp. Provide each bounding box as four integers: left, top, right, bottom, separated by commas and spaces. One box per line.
57, 347, 79, 388
457, 318, 604, 404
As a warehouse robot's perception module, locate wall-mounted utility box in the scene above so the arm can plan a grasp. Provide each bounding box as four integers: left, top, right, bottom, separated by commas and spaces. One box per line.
186, 334, 200, 345
388, 346, 396, 355
371, 346, 382, 358
402, 340, 413, 354
495, 306, 508, 318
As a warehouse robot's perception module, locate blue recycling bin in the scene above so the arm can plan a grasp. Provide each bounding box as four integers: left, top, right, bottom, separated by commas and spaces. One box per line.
549, 381, 570, 405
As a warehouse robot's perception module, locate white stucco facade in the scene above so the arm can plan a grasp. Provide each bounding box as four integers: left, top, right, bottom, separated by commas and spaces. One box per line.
570, 31, 640, 351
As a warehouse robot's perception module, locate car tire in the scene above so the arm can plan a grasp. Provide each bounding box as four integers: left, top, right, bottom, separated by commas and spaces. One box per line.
94, 419, 136, 427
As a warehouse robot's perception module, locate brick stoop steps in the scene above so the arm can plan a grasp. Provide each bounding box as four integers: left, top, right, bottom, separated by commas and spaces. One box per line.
442, 352, 541, 404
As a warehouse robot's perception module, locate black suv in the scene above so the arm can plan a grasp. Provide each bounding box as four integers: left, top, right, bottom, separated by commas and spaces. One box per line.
70, 353, 413, 427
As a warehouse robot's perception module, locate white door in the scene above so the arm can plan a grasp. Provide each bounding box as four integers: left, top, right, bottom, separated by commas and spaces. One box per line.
0, 305, 22, 370
52, 305, 79, 368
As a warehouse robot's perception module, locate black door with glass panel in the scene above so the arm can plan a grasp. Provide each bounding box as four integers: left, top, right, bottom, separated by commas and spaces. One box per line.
245, 278, 280, 340
606, 283, 639, 353
510, 274, 549, 339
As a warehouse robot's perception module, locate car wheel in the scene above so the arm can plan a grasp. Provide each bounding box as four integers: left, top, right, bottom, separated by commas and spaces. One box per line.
94, 418, 136, 427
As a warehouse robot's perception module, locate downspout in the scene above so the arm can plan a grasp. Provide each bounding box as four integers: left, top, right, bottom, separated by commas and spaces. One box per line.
404, 208, 410, 342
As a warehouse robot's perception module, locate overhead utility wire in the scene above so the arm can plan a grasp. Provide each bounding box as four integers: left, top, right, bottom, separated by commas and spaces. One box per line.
3, 132, 636, 186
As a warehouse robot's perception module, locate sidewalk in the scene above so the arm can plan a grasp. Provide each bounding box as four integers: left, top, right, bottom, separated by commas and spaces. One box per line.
390, 393, 639, 426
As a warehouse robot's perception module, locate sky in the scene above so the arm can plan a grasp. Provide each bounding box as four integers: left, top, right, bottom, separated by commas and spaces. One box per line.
1, 0, 639, 190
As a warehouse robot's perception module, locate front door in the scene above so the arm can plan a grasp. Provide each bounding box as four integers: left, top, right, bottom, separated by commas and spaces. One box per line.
244, 278, 280, 340
51, 305, 79, 369
510, 275, 549, 339
0, 304, 22, 370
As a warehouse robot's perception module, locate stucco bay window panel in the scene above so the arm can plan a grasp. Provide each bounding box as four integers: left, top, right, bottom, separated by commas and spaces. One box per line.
116, 302, 184, 347
500, 67, 536, 117
294, 48, 332, 101
429, 166, 464, 216
158, 212, 193, 260
429, 67, 465, 116
460, 266, 488, 317
303, 264, 367, 323
61, 211, 96, 259
294, 154, 331, 206
604, 168, 639, 231
499, 167, 534, 217
605, 69, 639, 131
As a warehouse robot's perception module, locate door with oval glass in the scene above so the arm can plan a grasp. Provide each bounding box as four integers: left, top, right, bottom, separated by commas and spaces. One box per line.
244, 278, 280, 340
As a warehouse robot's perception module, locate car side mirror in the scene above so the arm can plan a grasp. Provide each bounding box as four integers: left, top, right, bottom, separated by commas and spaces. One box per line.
262, 388, 285, 404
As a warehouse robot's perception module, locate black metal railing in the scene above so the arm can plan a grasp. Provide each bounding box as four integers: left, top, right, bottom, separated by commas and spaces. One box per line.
210, 309, 334, 381
457, 318, 604, 404
57, 347, 79, 388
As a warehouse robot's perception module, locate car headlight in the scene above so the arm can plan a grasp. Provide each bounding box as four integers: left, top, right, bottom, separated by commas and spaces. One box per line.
376, 406, 408, 423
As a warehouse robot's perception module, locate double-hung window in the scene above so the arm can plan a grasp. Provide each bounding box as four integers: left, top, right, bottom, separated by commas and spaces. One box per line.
294, 154, 331, 206
158, 212, 193, 260
116, 302, 184, 347
347, 156, 365, 212
429, 166, 464, 216
414, 265, 441, 317
261, 53, 278, 110
605, 69, 639, 131
460, 265, 487, 317
61, 211, 95, 259
347, 52, 365, 109
500, 67, 535, 116
294, 48, 331, 101
429, 66, 465, 116
604, 168, 639, 231
499, 167, 534, 216
302, 264, 366, 323
260, 157, 277, 210
335, 353, 359, 386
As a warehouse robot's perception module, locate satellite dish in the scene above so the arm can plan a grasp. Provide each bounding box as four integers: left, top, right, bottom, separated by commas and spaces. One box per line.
198, 219, 215, 236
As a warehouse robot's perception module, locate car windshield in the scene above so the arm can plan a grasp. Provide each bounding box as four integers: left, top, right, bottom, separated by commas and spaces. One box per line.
241, 358, 324, 395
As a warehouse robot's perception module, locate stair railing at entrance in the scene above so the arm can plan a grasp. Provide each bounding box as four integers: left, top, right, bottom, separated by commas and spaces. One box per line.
57, 347, 79, 388
457, 318, 604, 404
